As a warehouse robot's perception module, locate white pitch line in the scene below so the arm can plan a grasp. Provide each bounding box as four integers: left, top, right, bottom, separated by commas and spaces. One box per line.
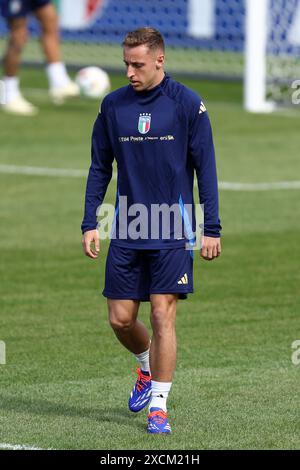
218, 180, 300, 191
0, 442, 51, 450
0, 164, 87, 178
0, 164, 300, 191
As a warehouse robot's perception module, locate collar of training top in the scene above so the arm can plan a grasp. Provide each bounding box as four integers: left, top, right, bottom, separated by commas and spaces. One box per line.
133, 73, 170, 96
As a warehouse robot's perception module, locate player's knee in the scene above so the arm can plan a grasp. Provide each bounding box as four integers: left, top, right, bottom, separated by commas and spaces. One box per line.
38, 6, 59, 34
10, 25, 28, 49
41, 17, 59, 36
150, 307, 175, 334
109, 311, 135, 332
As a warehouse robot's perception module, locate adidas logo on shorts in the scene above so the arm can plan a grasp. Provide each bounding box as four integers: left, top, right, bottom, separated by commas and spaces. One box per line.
177, 273, 188, 285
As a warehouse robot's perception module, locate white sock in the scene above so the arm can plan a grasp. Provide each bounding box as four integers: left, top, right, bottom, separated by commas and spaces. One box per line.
46, 62, 70, 89
134, 348, 150, 374
3, 76, 21, 103
149, 380, 172, 412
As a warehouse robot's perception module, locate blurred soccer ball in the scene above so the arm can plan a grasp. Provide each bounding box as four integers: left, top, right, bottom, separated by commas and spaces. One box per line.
75, 67, 111, 99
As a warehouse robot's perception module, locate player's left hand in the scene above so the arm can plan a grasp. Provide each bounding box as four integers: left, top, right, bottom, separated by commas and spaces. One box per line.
200, 236, 221, 261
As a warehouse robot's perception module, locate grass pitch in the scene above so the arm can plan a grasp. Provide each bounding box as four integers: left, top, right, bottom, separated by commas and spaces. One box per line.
0, 69, 299, 450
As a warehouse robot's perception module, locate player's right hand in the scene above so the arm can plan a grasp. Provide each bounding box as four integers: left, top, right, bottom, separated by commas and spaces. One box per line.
82, 229, 100, 259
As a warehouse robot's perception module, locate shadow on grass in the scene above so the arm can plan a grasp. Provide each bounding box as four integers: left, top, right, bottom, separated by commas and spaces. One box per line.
0, 393, 146, 431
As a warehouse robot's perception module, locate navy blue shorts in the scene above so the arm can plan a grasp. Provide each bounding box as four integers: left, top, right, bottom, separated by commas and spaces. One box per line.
1, 0, 51, 19
103, 245, 194, 302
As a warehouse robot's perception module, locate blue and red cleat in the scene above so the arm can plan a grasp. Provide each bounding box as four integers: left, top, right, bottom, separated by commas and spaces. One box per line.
147, 407, 172, 434
128, 367, 152, 412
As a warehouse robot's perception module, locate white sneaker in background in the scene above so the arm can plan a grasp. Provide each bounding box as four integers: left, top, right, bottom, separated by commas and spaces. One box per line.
1, 95, 38, 116
49, 80, 80, 105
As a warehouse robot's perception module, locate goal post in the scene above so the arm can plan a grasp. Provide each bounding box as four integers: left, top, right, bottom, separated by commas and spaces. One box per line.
244, 0, 276, 113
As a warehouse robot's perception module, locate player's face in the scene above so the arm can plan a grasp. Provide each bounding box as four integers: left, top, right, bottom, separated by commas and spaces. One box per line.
123, 45, 165, 92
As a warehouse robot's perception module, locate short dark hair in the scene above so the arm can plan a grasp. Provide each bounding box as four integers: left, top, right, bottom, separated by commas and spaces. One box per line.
122, 27, 165, 52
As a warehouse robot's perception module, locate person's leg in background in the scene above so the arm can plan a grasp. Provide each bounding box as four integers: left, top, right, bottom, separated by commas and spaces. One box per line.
34, 1, 79, 104
2, 14, 38, 115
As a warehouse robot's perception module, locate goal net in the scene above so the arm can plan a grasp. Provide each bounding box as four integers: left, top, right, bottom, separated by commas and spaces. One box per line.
245, 0, 300, 111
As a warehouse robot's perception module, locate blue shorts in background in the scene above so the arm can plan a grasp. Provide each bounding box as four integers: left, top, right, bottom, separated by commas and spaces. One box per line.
103, 245, 194, 302
1, 0, 51, 19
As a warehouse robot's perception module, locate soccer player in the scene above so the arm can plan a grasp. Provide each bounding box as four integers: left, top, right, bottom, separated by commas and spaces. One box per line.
81, 27, 222, 434
0, 0, 79, 116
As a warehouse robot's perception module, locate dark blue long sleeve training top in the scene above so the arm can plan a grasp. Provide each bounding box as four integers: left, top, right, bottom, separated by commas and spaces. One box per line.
81, 73, 222, 249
